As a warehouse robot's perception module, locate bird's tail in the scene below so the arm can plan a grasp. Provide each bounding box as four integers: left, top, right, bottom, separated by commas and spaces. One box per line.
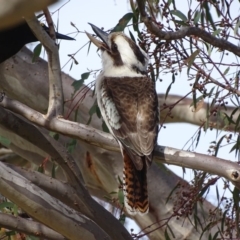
123, 150, 149, 215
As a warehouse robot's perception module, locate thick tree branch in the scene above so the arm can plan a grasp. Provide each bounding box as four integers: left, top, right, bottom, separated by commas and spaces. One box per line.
154, 146, 240, 188
7, 163, 81, 212
0, 96, 119, 152
0, 213, 66, 240
0, 101, 240, 190
0, 161, 111, 240
159, 94, 237, 131
0, 0, 57, 30
26, 17, 63, 118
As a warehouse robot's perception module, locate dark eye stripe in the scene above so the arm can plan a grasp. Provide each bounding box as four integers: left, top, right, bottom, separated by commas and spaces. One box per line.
110, 35, 146, 67
125, 37, 145, 65
132, 45, 145, 65
111, 41, 118, 52
110, 40, 123, 66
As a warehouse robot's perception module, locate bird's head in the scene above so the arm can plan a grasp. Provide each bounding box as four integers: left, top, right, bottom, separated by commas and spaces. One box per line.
86, 23, 148, 77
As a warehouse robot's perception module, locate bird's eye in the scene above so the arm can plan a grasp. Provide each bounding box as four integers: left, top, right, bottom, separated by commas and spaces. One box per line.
112, 43, 118, 52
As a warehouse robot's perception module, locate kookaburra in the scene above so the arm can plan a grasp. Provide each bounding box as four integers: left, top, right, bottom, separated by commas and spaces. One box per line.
86, 24, 159, 215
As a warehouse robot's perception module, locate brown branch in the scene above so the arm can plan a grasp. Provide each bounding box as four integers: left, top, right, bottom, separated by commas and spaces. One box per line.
136, 0, 240, 57
43, 8, 56, 40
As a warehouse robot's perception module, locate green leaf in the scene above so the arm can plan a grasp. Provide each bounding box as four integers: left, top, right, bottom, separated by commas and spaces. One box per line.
204, 100, 210, 131
164, 228, 171, 240
32, 43, 42, 63
0, 135, 11, 146
234, 113, 240, 132
221, 209, 228, 231
194, 213, 203, 231
213, 29, 221, 37
166, 182, 179, 204
0, 202, 15, 210
130, 5, 141, 37
26, 236, 40, 240
69, 61, 73, 71
170, 10, 188, 22
207, 87, 215, 98
96, 105, 101, 119
234, 20, 240, 36
186, 49, 200, 75
67, 139, 77, 153
51, 162, 57, 178
215, 185, 220, 203
12, 204, 18, 216
214, 134, 226, 157
165, 73, 175, 99
49, 131, 59, 140
72, 72, 90, 92
173, 20, 189, 26
200, 222, 214, 240
118, 188, 124, 205
119, 213, 126, 225
87, 100, 98, 125
38, 164, 44, 173
194, 11, 201, 25
212, 231, 219, 240
102, 121, 109, 133
223, 67, 230, 76
195, 129, 201, 149
233, 187, 240, 228
6, 231, 16, 237
109, 191, 118, 195
167, 224, 175, 238
167, 0, 173, 7
191, 95, 204, 109
111, 13, 134, 32
203, 2, 216, 31
128, 30, 136, 43
229, 135, 240, 158
87, 40, 92, 55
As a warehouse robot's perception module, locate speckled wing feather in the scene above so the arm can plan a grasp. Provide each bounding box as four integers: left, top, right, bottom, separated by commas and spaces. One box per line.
100, 76, 159, 170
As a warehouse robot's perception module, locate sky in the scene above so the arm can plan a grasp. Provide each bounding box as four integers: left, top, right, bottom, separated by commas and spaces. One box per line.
27, 0, 240, 232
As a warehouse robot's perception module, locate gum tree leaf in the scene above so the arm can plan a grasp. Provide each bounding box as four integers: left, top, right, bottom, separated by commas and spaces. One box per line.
72, 72, 90, 92
111, 13, 134, 32
170, 10, 188, 22
32, 43, 42, 62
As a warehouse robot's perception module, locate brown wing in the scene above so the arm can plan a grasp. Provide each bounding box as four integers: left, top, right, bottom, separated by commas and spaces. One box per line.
101, 76, 159, 170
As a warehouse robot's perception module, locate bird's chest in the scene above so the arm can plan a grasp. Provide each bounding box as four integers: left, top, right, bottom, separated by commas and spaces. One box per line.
95, 76, 150, 131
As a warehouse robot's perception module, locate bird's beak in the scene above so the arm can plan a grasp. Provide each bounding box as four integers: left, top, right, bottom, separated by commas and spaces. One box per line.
55, 32, 75, 41
42, 25, 75, 41
86, 23, 109, 50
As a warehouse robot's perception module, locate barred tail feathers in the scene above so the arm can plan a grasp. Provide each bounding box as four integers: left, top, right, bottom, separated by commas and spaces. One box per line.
123, 150, 149, 215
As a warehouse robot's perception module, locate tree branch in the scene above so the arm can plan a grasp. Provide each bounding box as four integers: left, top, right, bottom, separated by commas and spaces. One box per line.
0, 213, 66, 240
0, 0, 58, 30
0, 99, 240, 190
0, 161, 111, 240
26, 17, 63, 118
